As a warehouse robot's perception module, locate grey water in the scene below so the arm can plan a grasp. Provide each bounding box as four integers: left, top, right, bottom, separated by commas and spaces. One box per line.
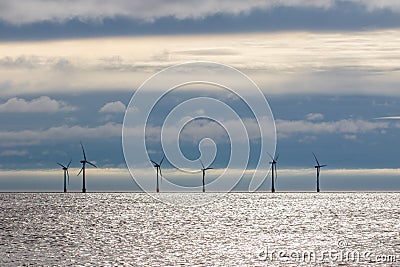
1, 193, 399, 266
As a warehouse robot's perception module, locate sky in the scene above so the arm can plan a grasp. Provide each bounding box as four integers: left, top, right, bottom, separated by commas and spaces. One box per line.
1, 0, 400, 192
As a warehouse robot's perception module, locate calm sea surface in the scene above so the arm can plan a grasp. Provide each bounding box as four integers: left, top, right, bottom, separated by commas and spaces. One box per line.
1, 193, 399, 266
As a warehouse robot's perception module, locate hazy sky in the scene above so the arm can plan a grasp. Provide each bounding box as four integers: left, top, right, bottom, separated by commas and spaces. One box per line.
1, 0, 400, 192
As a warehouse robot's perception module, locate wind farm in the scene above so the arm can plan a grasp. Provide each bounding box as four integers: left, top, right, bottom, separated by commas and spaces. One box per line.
54, 147, 333, 193
143, 150, 328, 193
2, 2, 400, 266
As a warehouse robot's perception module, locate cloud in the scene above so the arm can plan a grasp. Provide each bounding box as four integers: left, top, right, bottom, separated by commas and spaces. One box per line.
0, 150, 28, 156
1, 1, 400, 25
343, 134, 357, 140
375, 116, 400, 120
0, 1, 330, 25
298, 135, 318, 143
175, 48, 240, 56
0, 96, 76, 113
99, 101, 126, 113
306, 113, 324, 121
1, 31, 400, 97
276, 119, 389, 136
0, 123, 122, 146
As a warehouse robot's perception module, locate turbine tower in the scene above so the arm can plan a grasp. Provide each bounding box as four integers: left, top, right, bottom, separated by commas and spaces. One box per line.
77, 142, 97, 193
151, 155, 164, 193
57, 160, 71, 193
313, 152, 327, 193
268, 153, 279, 193
200, 160, 213, 193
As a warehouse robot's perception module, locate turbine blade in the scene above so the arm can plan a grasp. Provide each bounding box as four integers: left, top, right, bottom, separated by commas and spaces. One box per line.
57, 163, 66, 168
67, 170, 70, 185
205, 167, 213, 170
150, 160, 157, 166
312, 152, 320, 166
275, 153, 280, 162
77, 167, 83, 176
67, 159, 72, 168
267, 152, 274, 161
81, 142, 87, 161
160, 155, 165, 165
87, 161, 97, 168
321, 164, 327, 167
275, 168, 278, 182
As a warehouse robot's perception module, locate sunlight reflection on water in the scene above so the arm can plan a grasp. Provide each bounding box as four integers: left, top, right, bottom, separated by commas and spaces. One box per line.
0, 193, 399, 266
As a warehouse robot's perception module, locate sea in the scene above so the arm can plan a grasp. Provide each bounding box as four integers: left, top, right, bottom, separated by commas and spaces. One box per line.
1, 192, 399, 266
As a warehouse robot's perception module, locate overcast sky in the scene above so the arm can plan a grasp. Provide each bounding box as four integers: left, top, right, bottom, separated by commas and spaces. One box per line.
1, 0, 400, 192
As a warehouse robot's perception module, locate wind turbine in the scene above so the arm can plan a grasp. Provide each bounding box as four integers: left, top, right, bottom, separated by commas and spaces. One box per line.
77, 142, 97, 193
268, 153, 279, 193
57, 160, 71, 193
313, 152, 327, 193
151, 155, 164, 193
200, 160, 213, 193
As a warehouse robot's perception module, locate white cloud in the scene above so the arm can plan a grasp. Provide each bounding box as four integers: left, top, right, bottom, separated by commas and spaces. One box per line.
1, 0, 400, 25
375, 116, 400, 120
1, 31, 400, 97
0, 150, 28, 156
276, 119, 389, 136
298, 135, 318, 143
99, 101, 126, 113
306, 113, 324, 121
0, 96, 76, 113
343, 134, 357, 140
0, 123, 122, 146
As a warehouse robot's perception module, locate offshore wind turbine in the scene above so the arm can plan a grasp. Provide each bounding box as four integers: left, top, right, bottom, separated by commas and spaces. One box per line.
200, 160, 213, 193
268, 153, 279, 193
57, 160, 71, 193
313, 152, 327, 193
151, 155, 164, 193
77, 143, 97, 193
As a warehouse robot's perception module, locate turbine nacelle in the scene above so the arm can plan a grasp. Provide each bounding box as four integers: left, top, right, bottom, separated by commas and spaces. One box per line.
312, 152, 326, 168
57, 160, 71, 171
200, 159, 213, 171
267, 152, 279, 163
315, 164, 327, 168
151, 155, 164, 169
